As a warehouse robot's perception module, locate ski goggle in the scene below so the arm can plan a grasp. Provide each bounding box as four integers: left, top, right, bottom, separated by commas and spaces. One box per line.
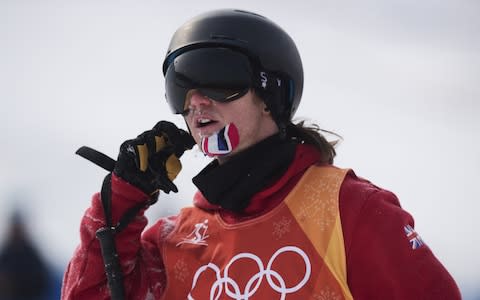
164, 48, 253, 115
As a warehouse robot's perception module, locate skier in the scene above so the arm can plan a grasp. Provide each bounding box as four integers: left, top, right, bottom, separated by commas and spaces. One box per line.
62, 9, 461, 299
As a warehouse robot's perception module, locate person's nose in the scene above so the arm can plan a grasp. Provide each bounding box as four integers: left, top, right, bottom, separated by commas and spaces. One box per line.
188, 90, 212, 112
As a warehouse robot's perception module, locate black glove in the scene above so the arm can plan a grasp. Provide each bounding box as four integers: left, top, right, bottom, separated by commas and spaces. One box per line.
113, 121, 195, 194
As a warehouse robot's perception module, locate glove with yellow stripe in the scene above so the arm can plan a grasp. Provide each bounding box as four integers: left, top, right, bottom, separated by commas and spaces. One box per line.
113, 121, 195, 195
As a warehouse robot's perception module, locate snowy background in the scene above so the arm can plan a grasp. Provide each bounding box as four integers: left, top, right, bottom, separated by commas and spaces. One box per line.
1, 0, 479, 298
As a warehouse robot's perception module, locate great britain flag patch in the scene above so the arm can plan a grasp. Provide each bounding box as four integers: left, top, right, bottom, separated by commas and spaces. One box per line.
404, 224, 425, 250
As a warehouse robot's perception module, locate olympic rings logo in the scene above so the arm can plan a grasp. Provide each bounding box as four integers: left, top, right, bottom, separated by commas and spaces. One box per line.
187, 246, 311, 300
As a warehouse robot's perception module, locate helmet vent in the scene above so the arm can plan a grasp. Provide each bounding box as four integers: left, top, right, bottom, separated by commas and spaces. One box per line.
210, 34, 248, 44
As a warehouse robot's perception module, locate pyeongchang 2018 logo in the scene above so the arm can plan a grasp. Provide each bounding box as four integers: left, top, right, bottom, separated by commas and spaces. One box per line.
187, 246, 311, 300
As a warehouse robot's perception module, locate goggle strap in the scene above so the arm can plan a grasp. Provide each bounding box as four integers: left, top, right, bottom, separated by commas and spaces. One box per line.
252, 69, 291, 137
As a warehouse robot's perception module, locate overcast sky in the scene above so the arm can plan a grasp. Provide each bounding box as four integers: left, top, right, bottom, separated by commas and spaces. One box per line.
1, 0, 479, 298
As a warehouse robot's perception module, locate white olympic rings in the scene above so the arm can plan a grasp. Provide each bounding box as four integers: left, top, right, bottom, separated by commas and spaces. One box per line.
187, 245, 311, 300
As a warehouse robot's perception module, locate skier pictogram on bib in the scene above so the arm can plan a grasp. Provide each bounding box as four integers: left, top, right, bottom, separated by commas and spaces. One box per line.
177, 219, 210, 247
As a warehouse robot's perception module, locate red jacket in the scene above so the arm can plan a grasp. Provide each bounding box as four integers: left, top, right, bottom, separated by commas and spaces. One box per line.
62, 145, 461, 299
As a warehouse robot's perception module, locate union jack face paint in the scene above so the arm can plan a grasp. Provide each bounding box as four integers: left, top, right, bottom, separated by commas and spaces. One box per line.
201, 123, 240, 157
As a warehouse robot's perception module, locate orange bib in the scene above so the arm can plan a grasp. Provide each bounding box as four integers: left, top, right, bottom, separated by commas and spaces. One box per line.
161, 166, 353, 300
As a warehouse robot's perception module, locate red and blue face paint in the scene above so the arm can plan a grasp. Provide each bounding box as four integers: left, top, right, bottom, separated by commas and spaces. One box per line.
201, 123, 240, 157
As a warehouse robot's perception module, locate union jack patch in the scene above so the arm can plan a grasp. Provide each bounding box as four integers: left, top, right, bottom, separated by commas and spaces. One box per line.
404, 225, 424, 250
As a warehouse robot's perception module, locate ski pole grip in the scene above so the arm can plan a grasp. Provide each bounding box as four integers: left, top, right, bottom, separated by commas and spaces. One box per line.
96, 227, 125, 300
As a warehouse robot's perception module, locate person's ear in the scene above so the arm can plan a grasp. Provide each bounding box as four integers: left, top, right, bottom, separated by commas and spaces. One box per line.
263, 105, 270, 114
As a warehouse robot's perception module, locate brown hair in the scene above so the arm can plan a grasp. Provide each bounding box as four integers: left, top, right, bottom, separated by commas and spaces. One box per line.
286, 120, 341, 164
252, 89, 340, 163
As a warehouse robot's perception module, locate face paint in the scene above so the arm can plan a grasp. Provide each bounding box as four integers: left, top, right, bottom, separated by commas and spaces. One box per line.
201, 123, 240, 157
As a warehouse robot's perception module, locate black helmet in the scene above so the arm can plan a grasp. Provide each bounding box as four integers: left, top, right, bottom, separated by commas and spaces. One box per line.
162, 9, 303, 123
